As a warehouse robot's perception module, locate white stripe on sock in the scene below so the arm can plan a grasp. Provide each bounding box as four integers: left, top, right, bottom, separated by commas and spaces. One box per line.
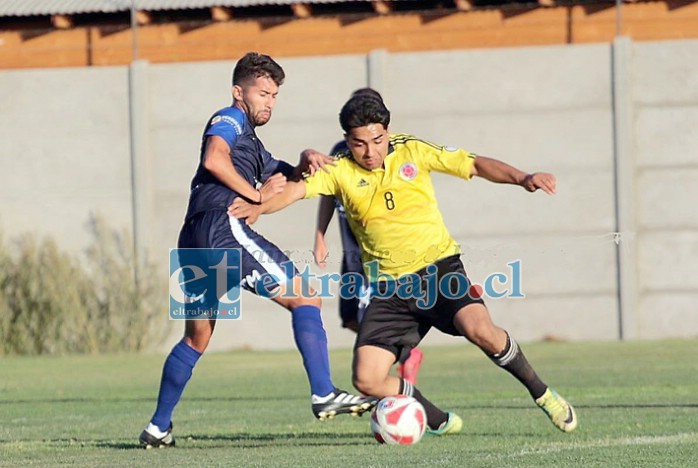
402, 380, 414, 397
492, 335, 520, 366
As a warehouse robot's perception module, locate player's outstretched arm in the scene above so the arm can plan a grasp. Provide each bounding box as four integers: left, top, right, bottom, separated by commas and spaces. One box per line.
228, 180, 307, 224
292, 148, 336, 180
472, 156, 556, 195
314, 196, 335, 268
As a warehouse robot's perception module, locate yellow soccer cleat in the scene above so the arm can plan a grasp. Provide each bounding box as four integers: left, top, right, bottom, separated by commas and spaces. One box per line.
426, 412, 463, 436
535, 388, 578, 433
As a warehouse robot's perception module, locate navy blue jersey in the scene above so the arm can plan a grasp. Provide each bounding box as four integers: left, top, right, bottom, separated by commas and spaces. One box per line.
329, 139, 349, 157
184, 106, 294, 221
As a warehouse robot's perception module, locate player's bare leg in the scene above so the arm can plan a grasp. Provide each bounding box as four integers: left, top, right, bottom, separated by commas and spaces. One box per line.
353, 345, 461, 434
453, 303, 577, 432
183, 317, 217, 352
352, 345, 399, 397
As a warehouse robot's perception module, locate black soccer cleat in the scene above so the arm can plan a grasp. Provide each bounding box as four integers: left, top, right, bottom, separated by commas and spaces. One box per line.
139, 422, 175, 449
311, 389, 378, 421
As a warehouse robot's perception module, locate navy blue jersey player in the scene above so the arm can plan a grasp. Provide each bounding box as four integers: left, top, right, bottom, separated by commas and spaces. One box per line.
139, 53, 376, 449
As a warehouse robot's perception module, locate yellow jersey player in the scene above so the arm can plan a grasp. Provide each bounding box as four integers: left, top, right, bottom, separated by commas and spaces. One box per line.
314, 88, 423, 385
230, 92, 577, 435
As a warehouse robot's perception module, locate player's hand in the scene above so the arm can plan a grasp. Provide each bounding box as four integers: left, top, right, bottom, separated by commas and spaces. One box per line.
521, 172, 556, 195
228, 197, 262, 225
299, 149, 336, 177
259, 173, 286, 202
313, 237, 329, 269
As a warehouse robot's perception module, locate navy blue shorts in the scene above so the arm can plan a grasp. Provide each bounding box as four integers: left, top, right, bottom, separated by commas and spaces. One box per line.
337, 206, 367, 327
178, 210, 298, 296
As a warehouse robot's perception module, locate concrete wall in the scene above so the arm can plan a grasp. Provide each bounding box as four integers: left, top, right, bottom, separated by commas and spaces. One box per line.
1, 39, 696, 351
632, 40, 698, 339
0, 66, 133, 250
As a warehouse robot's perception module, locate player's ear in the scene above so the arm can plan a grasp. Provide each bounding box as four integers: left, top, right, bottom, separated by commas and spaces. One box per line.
232, 85, 243, 101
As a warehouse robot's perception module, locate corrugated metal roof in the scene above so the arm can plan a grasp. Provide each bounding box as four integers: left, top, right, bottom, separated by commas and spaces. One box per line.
0, 0, 359, 17
0, 0, 129, 16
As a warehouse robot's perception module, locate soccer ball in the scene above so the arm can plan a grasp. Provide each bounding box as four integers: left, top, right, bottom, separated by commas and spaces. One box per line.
370, 395, 427, 445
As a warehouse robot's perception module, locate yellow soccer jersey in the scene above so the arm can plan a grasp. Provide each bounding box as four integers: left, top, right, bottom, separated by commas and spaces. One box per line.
304, 133, 476, 280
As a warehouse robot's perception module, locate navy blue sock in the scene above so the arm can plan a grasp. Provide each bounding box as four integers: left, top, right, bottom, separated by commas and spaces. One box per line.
291, 305, 335, 397
151, 339, 202, 431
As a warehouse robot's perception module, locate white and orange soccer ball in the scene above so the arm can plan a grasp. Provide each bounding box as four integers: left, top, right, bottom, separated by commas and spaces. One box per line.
370, 395, 427, 445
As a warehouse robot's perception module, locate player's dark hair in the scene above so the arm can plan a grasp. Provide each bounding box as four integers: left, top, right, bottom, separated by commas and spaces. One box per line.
339, 94, 391, 132
232, 52, 285, 87
350, 87, 384, 103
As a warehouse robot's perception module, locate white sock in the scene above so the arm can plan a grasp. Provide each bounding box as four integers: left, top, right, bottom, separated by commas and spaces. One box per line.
311, 391, 336, 403
146, 422, 168, 437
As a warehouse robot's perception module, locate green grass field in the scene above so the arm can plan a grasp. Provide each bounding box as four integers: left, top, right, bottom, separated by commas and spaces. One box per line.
1, 339, 697, 467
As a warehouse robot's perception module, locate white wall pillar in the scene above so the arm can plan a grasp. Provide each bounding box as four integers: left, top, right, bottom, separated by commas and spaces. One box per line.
611, 36, 638, 340
128, 59, 152, 274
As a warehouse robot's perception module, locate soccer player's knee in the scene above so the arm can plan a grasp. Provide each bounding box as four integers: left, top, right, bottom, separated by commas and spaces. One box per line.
352, 374, 371, 396
288, 296, 322, 310
352, 368, 379, 396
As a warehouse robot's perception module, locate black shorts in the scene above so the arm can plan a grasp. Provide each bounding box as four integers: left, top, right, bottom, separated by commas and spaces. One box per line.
355, 255, 485, 363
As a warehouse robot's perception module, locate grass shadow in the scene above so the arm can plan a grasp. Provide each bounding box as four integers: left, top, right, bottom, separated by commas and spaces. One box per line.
1, 395, 308, 405
92, 431, 372, 450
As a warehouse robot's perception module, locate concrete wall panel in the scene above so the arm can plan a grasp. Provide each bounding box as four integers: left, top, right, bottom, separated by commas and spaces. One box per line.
1, 40, 697, 349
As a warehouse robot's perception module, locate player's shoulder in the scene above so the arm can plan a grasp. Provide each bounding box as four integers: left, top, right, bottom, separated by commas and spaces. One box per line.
389, 133, 441, 150
209, 106, 245, 132
329, 142, 357, 169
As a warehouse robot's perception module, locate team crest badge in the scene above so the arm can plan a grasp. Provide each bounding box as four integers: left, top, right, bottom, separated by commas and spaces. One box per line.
399, 162, 418, 181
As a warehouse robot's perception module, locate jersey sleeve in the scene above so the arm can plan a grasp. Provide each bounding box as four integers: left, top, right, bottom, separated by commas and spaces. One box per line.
417, 139, 477, 180
303, 168, 339, 199
260, 156, 295, 182
204, 107, 245, 149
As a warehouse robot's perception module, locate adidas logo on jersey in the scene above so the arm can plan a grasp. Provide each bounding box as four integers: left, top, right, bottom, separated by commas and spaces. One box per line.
357, 179, 369, 187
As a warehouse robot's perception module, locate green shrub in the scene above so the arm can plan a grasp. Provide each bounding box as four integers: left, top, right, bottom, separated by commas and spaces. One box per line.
0, 215, 170, 355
